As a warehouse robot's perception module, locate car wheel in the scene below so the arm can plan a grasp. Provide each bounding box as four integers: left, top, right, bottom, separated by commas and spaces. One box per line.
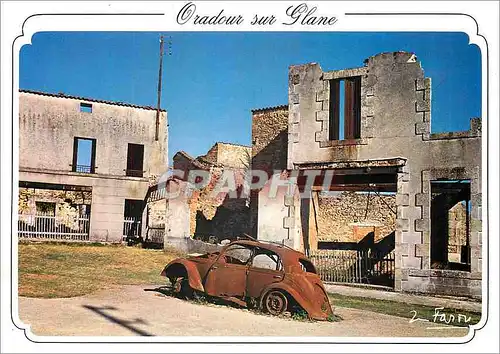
172, 277, 194, 299
264, 290, 288, 316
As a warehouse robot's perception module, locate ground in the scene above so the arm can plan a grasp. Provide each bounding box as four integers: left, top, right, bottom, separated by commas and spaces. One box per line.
19, 284, 469, 337
17, 242, 476, 337
18, 242, 180, 298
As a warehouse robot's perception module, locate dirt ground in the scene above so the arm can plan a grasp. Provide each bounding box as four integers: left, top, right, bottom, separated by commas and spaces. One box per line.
18, 285, 469, 338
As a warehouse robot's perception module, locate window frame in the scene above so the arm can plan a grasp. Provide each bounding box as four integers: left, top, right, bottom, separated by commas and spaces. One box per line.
219, 244, 253, 266
249, 247, 284, 272
72, 137, 97, 174
126, 143, 145, 177
328, 76, 362, 141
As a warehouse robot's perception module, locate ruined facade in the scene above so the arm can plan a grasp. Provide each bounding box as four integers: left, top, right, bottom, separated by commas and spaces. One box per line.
155, 143, 252, 252
252, 52, 482, 297
18, 90, 168, 242
316, 191, 396, 242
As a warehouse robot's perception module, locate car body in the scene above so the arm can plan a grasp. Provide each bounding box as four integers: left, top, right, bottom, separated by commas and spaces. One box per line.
160, 239, 334, 320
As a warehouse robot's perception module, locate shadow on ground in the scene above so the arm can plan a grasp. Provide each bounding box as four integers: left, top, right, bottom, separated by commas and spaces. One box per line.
82, 304, 154, 336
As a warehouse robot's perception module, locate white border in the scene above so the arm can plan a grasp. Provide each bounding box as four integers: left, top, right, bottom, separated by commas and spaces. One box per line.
1, 1, 498, 353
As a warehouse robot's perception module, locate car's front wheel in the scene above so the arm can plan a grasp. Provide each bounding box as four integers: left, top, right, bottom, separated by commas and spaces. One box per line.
263, 290, 288, 316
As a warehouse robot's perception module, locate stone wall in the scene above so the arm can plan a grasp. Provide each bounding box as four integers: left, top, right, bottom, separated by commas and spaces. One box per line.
251, 106, 289, 174
198, 142, 251, 169
448, 202, 468, 255
19, 91, 167, 178
214, 143, 251, 169
148, 199, 166, 227
168, 146, 252, 244
190, 166, 250, 241
282, 52, 481, 297
19, 91, 168, 242
316, 191, 396, 242
18, 187, 92, 215
250, 106, 289, 239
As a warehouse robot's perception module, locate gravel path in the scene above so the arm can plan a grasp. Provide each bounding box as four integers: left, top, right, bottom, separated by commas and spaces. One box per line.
18, 285, 469, 337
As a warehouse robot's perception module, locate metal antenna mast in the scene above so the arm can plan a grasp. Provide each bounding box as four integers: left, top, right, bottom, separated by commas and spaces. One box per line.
155, 35, 165, 141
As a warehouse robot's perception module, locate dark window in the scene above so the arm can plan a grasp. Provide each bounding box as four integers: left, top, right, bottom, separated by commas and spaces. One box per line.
123, 199, 144, 239
126, 143, 144, 177
430, 180, 471, 271
329, 77, 361, 140
72, 137, 96, 173
80, 102, 92, 113
299, 259, 317, 273
251, 248, 283, 271
35, 201, 56, 216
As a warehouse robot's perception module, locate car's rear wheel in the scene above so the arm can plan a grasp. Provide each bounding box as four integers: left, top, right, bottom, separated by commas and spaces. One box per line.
171, 277, 194, 299
264, 290, 288, 316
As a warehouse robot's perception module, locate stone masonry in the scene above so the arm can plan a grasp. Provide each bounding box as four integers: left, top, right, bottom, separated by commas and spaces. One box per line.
252, 52, 481, 298
19, 90, 168, 242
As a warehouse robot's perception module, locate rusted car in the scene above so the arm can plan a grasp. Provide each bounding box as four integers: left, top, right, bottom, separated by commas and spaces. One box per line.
160, 238, 334, 320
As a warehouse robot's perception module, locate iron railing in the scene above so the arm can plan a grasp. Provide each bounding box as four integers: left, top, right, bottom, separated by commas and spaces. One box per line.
18, 214, 90, 241
123, 217, 142, 241
75, 164, 93, 173
307, 249, 395, 286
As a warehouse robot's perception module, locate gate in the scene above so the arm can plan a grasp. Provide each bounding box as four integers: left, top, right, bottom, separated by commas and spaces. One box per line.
144, 224, 165, 248
307, 249, 395, 287
123, 217, 142, 241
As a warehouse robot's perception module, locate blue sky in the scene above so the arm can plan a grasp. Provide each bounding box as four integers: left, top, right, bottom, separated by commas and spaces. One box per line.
20, 32, 481, 165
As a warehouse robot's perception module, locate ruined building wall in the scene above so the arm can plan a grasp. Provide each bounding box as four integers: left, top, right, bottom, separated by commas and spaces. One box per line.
214, 143, 251, 169
448, 203, 468, 256
169, 147, 251, 243
285, 52, 481, 297
316, 192, 396, 242
251, 106, 289, 173
198, 143, 251, 169
19, 91, 168, 242
19, 92, 167, 178
250, 106, 291, 242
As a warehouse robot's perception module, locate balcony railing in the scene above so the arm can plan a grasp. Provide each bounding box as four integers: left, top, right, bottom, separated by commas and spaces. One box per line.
75, 164, 93, 173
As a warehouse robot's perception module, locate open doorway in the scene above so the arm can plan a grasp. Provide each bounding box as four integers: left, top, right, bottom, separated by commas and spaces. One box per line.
430, 180, 471, 271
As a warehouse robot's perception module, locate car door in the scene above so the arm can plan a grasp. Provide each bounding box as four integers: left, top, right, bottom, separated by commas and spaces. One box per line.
246, 247, 284, 299
203, 243, 253, 298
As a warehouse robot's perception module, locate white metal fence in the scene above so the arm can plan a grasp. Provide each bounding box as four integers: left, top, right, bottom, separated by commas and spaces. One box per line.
123, 217, 142, 241
18, 214, 90, 241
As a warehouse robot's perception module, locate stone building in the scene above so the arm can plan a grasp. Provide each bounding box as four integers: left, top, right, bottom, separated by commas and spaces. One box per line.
251, 52, 481, 297
149, 142, 251, 252
18, 90, 168, 242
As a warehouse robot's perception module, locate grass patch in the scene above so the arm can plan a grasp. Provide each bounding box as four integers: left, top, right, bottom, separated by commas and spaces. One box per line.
328, 293, 481, 327
19, 242, 181, 298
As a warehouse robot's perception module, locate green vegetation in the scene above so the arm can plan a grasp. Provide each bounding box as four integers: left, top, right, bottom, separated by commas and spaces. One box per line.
328, 293, 481, 327
18, 242, 181, 298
